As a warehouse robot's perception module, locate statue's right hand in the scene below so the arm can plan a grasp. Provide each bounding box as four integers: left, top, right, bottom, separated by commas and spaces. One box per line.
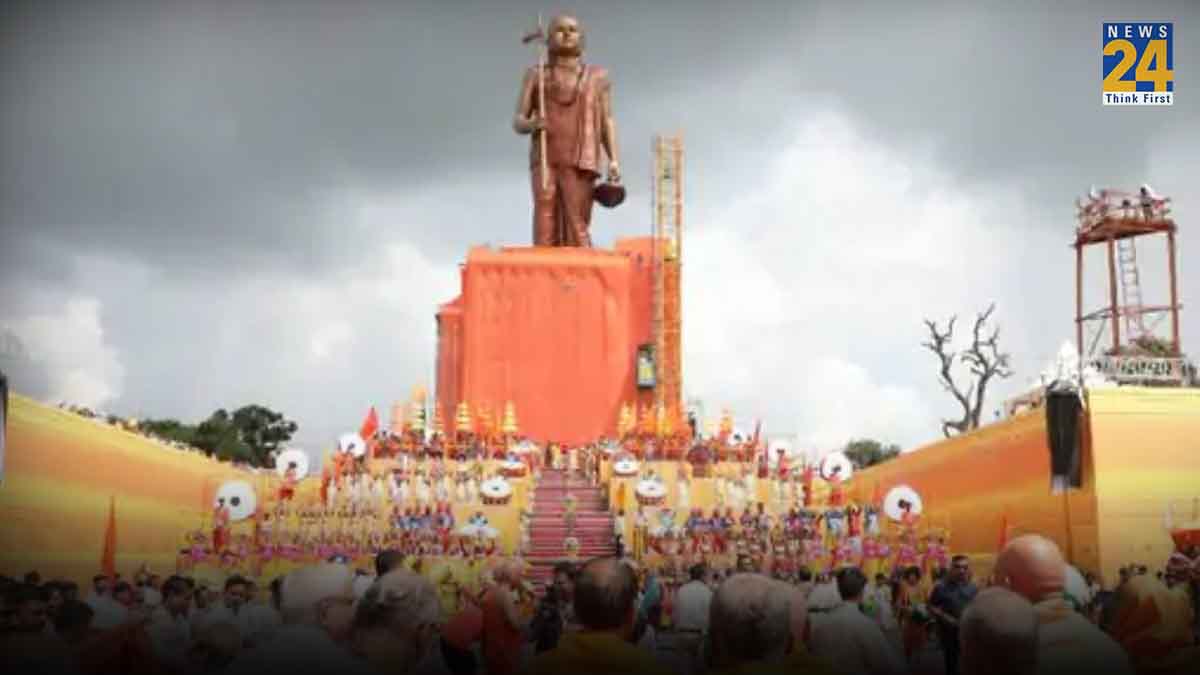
517, 115, 545, 134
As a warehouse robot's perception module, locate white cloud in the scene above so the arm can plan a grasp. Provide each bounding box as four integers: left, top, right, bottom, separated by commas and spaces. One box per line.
154, 203, 459, 458
683, 108, 1022, 450
1, 298, 125, 409
309, 320, 352, 362
792, 356, 933, 450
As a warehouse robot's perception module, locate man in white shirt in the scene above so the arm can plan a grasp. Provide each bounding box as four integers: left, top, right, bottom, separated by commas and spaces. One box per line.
806, 574, 842, 612
84, 575, 130, 630
83, 574, 113, 612
197, 576, 249, 633
675, 563, 713, 633
148, 576, 193, 671
808, 567, 906, 675
673, 563, 713, 675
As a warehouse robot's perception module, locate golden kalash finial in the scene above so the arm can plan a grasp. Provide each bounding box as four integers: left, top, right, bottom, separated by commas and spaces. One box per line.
502, 401, 519, 435
455, 402, 473, 434
477, 402, 493, 438
432, 405, 445, 437
639, 403, 656, 435
617, 402, 633, 436
389, 401, 407, 436
719, 409, 734, 437
408, 397, 426, 434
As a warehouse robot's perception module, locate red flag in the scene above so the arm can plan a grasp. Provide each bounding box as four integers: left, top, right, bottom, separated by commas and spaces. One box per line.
360, 406, 380, 459
997, 512, 1010, 552
360, 406, 380, 440
101, 496, 117, 580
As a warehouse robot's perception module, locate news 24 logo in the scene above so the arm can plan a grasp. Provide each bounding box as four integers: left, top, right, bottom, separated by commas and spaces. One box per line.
1102, 22, 1173, 105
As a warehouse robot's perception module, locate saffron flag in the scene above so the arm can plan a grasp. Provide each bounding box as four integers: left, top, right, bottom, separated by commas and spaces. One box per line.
360, 406, 380, 459
0, 370, 7, 485
360, 406, 380, 440
101, 496, 117, 580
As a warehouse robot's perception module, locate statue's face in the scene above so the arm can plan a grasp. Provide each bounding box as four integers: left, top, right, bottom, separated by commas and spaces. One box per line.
548, 15, 584, 56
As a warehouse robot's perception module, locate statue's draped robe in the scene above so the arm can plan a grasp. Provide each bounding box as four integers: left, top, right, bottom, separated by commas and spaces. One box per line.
528, 64, 609, 247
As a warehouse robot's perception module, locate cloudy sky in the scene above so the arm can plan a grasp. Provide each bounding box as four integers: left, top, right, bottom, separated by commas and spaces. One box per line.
1, 0, 1196, 456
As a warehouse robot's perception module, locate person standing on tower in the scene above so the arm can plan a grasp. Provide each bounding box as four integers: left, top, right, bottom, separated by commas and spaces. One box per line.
515, 14, 623, 247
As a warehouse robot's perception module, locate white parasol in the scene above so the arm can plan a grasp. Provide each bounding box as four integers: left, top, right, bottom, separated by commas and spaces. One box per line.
275, 448, 309, 478
820, 452, 854, 481
883, 485, 923, 522
215, 480, 258, 521
338, 433, 367, 458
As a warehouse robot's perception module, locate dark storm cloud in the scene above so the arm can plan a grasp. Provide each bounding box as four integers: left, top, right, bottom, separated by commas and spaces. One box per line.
0, 0, 788, 276
5, 0, 1194, 272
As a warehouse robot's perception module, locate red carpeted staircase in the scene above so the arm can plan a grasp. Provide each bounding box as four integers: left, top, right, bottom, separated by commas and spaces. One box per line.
526, 469, 615, 592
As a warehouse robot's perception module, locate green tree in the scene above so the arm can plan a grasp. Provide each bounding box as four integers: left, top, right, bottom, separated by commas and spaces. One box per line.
229, 404, 298, 467
139, 418, 198, 446
193, 409, 249, 462
122, 405, 298, 467
842, 438, 902, 470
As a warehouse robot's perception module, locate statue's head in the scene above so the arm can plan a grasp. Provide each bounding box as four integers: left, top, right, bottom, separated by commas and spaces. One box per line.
548, 14, 585, 57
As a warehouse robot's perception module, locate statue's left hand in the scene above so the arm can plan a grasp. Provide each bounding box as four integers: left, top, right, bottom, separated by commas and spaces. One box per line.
607, 160, 621, 184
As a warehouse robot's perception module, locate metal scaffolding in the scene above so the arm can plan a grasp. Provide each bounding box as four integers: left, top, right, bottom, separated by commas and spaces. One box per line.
651, 133, 684, 416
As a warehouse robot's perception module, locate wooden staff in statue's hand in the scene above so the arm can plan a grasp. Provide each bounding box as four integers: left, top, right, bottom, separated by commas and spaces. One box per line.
519, 16, 549, 191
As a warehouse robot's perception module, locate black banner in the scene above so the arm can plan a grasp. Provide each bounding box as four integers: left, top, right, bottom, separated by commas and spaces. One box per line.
1045, 385, 1083, 490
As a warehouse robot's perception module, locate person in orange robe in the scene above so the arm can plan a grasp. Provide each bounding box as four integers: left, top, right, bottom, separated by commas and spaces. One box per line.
319, 465, 332, 505
212, 501, 231, 553
278, 463, 298, 502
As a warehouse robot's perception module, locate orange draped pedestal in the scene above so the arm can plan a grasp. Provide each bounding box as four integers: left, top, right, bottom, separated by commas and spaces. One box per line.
436, 240, 655, 445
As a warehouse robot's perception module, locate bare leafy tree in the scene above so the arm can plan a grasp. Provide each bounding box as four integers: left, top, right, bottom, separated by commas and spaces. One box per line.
922, 303, 1014, 437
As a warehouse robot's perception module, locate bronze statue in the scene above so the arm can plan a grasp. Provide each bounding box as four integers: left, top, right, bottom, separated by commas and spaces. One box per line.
516, 14, 622, 248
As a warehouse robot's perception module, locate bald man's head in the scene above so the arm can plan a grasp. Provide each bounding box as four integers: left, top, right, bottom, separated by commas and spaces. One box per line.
547, 14, 585, 57
709, 574, 795, 667
573, 557, 636, 631
994, 535, 1067, 602
494, 558, 525, 586
960, 588, 1039, 675
492, 560, 512, 584
278, 563, 357, 638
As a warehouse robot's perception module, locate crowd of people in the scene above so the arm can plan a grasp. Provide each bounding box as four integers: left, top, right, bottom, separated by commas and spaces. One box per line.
4, 533, 1197, 674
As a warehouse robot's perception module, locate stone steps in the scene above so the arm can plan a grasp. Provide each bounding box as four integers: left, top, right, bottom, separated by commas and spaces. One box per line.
527, 469, 615, 576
